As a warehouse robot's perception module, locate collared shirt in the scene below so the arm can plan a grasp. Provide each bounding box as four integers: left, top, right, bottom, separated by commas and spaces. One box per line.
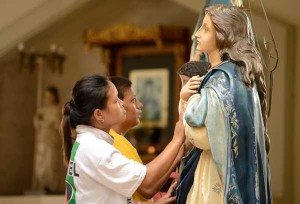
65, 125, 147, 204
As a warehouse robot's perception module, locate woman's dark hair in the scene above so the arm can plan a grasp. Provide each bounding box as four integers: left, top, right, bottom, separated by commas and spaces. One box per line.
109, 76, 132, 100
60, 75, 110, 164
46, 86, 60, 104
177, 61, 210, 77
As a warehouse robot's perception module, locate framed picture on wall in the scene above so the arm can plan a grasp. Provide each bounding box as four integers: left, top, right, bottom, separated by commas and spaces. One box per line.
114, 45, 186, 140
129, 68, 169, 128
108, 45, 187, 150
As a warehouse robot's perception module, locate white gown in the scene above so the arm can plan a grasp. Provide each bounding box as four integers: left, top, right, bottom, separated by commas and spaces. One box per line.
184, 94, 223, 204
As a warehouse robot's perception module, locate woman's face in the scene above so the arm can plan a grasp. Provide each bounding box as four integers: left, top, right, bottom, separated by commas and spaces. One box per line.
122, 87, 143, 129
195, 14, 218, 54
101, 82, 126, 127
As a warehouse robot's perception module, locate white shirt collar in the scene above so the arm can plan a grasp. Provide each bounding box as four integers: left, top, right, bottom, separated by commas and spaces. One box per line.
76, 125, 114, 145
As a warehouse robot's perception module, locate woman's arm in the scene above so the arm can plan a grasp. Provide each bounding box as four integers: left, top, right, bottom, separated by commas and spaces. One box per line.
137, 120, 185, 199
150, 144, 183, 194
134, 182, 177, 204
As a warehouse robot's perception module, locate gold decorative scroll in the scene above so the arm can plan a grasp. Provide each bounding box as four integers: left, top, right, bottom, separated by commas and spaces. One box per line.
85, 24, 188, 48
85, 24, 162, 48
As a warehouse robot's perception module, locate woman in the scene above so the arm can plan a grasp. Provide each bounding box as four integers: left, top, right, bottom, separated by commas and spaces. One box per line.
176, 5, 272, 204
61, 75, 185, 204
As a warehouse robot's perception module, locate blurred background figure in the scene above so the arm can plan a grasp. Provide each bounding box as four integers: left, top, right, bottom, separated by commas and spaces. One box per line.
32, 86, 65, 194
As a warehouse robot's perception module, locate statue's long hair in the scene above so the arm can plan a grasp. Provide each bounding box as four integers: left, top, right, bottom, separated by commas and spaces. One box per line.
206, 5, 269, 151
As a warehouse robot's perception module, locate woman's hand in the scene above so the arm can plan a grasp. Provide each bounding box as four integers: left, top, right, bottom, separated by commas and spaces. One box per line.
154, 182, 177, 204
180, 75, 202, 102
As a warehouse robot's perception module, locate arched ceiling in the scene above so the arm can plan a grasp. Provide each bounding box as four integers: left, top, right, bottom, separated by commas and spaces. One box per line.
0, 0, 298, 57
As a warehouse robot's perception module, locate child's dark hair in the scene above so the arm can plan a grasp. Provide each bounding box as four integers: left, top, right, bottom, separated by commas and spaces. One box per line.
109, 76, 132, 100
60, 75, 110, 164
177, 61, 210, 77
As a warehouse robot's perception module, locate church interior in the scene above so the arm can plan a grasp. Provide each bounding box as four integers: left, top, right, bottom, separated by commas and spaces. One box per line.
0, 0, 299, 203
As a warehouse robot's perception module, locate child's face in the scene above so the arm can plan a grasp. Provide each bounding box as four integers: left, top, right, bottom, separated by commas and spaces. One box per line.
179, 74, 191, 88
122, 87, 143, 129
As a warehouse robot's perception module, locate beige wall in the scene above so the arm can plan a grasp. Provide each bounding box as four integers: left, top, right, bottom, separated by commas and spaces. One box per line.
0, 56, 37, 194
251, 12, 295, 203
0, 0, 198, 194
293, 26, 300, 204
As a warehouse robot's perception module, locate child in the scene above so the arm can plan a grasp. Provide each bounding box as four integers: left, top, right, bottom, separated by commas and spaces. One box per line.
61, 75, 185, 204
109, 76, 181, 203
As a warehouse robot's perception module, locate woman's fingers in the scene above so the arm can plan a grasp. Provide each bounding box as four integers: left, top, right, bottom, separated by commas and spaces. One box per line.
167, 181, 177, 194
155, 196, 176, 204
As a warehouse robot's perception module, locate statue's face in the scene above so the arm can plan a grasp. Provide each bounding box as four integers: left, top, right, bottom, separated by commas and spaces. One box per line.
44, 91, 56, 106
195, 14, 218, 54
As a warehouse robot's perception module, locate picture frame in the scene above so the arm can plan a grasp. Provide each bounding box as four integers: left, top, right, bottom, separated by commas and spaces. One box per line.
129, 68, 169, 128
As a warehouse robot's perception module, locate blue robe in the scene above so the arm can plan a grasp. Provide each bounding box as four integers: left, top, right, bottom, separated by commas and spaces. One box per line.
176, 61, 272, 203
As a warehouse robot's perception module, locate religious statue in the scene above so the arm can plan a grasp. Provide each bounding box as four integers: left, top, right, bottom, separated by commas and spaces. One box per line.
32, 86, 65, 193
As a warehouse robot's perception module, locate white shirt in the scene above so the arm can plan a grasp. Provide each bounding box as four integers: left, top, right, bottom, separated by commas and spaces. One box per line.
65, 125, 147, 204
